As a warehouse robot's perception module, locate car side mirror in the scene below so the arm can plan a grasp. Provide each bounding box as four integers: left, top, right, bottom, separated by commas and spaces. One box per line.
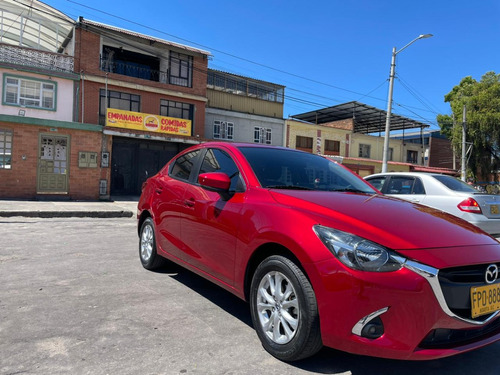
198, 172, 231, 195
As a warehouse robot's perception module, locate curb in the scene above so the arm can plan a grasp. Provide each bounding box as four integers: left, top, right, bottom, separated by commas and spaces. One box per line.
0, 210, 135, 218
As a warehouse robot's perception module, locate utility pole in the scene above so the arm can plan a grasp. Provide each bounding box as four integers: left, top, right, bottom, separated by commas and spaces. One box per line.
381, 34, 433, 173
452, 113, 456, 170
461, 105, 467, 182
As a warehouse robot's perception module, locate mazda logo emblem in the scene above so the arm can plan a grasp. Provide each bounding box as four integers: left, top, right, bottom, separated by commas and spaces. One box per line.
485, 264, 499, 284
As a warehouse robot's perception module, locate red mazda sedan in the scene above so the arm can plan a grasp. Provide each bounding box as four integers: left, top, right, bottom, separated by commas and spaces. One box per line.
137, 142, 500, 361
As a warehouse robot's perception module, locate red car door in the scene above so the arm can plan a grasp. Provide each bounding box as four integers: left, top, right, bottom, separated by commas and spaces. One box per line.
153, 150, 199, 260
152, 174, 187, 258
178, 148, 245, 285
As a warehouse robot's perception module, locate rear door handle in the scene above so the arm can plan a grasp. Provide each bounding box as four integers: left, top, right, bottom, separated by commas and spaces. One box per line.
185, 198, 195, 207
155, 188, 163, 195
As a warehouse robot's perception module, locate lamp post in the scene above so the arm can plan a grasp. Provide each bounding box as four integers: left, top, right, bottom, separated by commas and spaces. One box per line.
381, 34, 433, 173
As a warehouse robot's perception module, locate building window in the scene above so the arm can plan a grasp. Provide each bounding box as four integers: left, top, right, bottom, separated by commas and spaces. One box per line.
3, 75, 56, 110
213, 121, 234, 140
254, 127, 272, 144
0, 129, 12, 169
388, 147, 394, 161
99, 89, 141, 125
324, 139, 340, 155
359, 144, 371, 158
169, 52, 193, 87
407, 150, 418, 164
296, 136, 313, 151
160, 100, 193, 121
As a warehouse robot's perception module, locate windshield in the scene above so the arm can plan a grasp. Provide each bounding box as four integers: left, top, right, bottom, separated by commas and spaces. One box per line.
238, 147, 376, 194
432, 175, 480, 193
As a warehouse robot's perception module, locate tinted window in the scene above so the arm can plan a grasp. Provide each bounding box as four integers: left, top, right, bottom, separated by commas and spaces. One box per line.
386, 176, 426, 195
432, 175, 478, 193
199, 148, 244, 192
387, 177, 411, 194
413, 178, 426, 194
366, 177, 386, 191
239, 147, 375, 194
169, 150, 200, 181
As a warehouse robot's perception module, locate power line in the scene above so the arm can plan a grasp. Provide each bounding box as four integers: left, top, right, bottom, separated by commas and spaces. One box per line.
63, 0, 390, 101
396, 75, 441, 115
62, 0, 438, 123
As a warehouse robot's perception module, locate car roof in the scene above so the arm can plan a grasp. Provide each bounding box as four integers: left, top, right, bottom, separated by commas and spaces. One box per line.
366, 172, 443, 178
192, 142, 312, 154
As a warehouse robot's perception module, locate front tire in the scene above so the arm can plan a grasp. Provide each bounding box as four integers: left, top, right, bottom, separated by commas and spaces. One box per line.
139, 217, 167, 270
249, 255, 322, 361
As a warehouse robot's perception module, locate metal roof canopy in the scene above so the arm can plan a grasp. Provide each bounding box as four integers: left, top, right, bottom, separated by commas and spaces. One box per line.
0, 0, 74, 53
292, 101, 429, 134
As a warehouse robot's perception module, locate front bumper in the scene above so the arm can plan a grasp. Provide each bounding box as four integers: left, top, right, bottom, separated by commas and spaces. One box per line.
305, 257, 500, 360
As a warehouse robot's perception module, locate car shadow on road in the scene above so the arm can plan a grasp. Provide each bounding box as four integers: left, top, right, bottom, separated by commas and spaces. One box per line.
152, 261, 253, 327
152, 262, 500, 375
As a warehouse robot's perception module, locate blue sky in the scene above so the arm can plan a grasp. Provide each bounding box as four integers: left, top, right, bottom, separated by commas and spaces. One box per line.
45, 0, 500, 130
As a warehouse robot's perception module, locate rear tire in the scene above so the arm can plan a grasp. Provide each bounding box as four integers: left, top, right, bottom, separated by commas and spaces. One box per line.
139, 217, 167, 270
249, 255, 322, 361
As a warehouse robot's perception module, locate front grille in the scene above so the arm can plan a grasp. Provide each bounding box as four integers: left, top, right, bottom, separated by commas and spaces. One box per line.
419, 317, 500, 349
438, 263, 500, 321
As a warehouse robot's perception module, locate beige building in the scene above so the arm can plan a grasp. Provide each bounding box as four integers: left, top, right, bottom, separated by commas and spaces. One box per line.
287, 101, 432, 177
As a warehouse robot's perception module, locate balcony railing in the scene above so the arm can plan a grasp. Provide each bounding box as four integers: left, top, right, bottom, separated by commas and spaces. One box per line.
101, 58, 161, 82
0, 43, 74, 73
100, 57, 191, 87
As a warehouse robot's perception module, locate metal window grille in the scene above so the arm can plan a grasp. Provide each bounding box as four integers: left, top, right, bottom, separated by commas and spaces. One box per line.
254, 127, 271, 144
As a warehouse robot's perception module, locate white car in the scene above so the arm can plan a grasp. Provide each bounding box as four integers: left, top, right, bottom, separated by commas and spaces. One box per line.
365, 172, 500, 237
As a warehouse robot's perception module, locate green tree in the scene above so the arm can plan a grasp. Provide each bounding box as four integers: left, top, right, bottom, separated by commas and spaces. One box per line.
439, 72, 500, 181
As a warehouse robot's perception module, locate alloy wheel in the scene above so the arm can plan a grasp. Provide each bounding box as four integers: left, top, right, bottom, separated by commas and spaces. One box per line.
140, 223, 154, 262
256, 271, 299, 344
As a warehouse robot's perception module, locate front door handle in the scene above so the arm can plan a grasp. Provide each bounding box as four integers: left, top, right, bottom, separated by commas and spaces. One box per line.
185, 198, 195, 207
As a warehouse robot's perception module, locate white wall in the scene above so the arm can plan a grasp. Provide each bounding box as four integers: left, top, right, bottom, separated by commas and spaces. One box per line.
0, 68, 75, 122
205, 108, 285, 146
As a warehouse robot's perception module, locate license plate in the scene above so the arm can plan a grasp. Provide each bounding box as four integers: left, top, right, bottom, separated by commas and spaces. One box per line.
471, 283, 500, 318
491, 205, 499, 215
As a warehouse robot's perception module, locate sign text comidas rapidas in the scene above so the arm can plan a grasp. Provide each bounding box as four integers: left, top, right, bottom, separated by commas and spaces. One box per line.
106, 108, 191, 136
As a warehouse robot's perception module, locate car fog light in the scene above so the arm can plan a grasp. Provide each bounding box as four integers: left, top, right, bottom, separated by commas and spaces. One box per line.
360, 317, 384, 339
352, 307, 389, 338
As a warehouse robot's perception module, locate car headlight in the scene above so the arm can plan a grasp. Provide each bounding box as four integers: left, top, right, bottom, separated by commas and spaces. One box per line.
313, 225, 405, 272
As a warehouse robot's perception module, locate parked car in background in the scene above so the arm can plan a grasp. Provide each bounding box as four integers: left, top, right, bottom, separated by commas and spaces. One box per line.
138, 143, 500, 362
365, 172, 500, 238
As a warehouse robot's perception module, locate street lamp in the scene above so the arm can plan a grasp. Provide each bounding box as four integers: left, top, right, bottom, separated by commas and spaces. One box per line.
381, 34, 433, 173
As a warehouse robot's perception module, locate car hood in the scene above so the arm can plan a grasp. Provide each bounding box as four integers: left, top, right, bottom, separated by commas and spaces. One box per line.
269, 190, 498, 251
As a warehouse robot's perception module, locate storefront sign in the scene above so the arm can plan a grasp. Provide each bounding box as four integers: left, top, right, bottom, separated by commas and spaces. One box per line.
106, 108, 191, 136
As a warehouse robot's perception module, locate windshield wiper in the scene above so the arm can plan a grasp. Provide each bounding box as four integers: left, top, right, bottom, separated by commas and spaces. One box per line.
330, 188, 370, 193
266, 185, 313, 190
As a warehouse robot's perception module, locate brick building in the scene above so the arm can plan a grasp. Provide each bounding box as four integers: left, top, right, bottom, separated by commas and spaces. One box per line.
0, 0, 106, 199
0, 0, 211, 199
74, 18, 210, 196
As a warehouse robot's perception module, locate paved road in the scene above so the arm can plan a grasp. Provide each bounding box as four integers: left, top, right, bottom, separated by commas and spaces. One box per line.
1, 217, 499, 375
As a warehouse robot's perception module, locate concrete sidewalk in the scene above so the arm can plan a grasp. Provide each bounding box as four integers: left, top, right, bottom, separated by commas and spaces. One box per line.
0, 197, 138, 218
